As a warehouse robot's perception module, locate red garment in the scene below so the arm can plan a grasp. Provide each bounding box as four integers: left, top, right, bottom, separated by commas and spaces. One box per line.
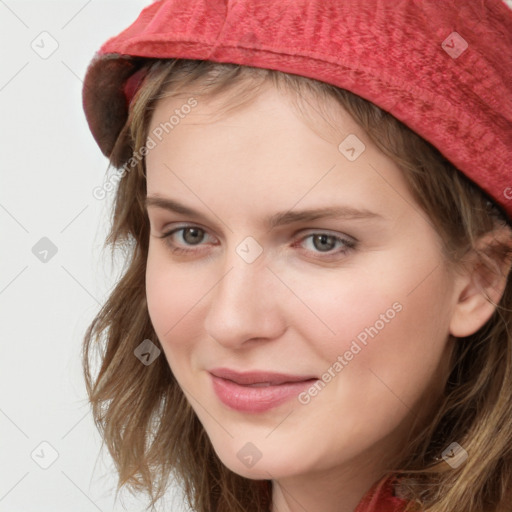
354, 477, 409, 512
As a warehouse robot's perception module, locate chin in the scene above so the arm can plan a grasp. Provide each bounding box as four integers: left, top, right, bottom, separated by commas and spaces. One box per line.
213, 444, 302, 481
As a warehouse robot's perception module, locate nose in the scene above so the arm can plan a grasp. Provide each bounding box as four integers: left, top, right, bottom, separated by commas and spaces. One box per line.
203, 254, 287, 349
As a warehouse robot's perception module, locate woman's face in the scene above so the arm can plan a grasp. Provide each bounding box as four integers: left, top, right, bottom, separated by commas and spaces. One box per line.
144, 84, 460, 484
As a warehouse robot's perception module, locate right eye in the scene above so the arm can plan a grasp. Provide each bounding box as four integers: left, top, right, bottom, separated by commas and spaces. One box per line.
158, 225, 218, 254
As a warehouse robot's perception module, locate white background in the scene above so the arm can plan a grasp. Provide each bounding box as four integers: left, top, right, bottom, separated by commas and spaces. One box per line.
0, 1, 188, 510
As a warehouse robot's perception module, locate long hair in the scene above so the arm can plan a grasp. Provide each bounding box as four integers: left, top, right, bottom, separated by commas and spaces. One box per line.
82, 59, 512, 512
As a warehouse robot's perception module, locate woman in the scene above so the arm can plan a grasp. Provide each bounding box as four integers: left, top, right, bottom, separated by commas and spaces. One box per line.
81, 1, 512, 510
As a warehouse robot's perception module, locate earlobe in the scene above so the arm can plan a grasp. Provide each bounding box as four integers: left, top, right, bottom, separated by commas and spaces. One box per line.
449, 230, 512, 338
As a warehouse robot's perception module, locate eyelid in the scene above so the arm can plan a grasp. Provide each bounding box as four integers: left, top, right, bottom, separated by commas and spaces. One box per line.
295, 227, 356, 241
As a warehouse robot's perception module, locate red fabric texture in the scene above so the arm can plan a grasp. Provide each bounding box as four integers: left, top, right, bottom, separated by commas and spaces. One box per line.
82, 0, 512, 220
354, 477, 409, 512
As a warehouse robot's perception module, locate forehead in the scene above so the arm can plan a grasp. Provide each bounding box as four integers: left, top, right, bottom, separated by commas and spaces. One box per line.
150, 77, 361, 144
144, 83, 411, 221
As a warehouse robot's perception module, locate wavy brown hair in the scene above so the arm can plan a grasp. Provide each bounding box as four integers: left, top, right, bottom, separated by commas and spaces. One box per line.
82, 59, 512, 512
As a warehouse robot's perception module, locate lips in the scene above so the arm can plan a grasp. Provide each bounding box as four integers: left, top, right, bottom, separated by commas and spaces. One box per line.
209, 368, 317, 385
209, 368, 318, 413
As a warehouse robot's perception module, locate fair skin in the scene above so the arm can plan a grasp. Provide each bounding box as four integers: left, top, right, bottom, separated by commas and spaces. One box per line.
143, 83, 500, 512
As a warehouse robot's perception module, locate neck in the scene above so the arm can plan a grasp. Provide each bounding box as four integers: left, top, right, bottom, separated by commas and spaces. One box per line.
269, 458, 388, 512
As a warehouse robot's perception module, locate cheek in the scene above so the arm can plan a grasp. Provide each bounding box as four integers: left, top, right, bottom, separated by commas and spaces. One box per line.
282, 251, 453, 414
145, 247, 210, 363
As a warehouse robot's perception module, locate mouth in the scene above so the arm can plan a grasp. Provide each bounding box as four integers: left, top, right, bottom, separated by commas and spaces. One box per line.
208, 368, 318, 413
209, 368, 317, 386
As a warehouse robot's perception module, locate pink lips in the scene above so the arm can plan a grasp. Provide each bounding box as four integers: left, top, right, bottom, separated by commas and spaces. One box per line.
209, 368, 317, 413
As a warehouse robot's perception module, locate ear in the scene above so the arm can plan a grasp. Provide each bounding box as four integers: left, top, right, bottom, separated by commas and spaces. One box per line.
449, 227, 512, 338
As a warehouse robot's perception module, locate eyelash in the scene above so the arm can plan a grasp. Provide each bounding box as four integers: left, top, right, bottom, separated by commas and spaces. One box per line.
157, 225, 357, 259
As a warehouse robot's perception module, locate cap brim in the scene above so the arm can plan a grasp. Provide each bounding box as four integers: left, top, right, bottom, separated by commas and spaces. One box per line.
82, 54, 140, 167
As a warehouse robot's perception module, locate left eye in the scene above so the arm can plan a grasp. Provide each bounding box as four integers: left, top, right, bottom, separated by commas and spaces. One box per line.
299, 233, 355, 254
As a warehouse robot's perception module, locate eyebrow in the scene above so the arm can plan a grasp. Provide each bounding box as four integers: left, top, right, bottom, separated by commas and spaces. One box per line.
144, 195, 385, 229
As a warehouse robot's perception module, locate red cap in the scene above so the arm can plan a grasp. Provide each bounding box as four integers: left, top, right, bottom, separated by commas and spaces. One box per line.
82, 0, 512, 221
